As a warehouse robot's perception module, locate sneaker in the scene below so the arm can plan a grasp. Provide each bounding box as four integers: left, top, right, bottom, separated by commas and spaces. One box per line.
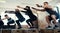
53, 25, 58, 29
55, 25, 58, 27
46, 26, 52, 29
47, 26, 51, 28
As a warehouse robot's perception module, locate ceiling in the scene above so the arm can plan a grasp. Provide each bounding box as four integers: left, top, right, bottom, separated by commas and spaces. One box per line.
0, 0, 60, 8
0, 0, 60, 12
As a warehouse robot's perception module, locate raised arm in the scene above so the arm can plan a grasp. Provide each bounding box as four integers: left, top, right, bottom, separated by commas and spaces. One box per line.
16, 6, 28, 10
36, 4, 52, 9
36, 4, 42, 7
5, 11, 15, 14
32, 7, 45, 11
2, 18, 7, 20
17, 6, 24, 9
21, 11, 26, 13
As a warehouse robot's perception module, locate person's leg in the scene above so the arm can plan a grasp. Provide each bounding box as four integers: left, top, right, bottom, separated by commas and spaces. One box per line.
59, 15, 60, 23
51, 15, 57, 24
26, 19, 32, 27
45, 16, 53, 28
31, 20, 38, 28
16, 20, 21, 29
0, 24, 4, 29
7, 20, 14, 27
46, 16, 51, 25
51, 15, 58, 28
30, 21, 34, 27
7, 22, 11, 27
7, 20, 14, 24
0, 21, 4, 29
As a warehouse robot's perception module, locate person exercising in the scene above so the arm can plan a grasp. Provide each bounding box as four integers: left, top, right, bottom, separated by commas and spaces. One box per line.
17, 6, 38, 28
5, 9, 25, 29
32, 2, 58, 28
0, 15, 4, 29
2, 15, 15, 28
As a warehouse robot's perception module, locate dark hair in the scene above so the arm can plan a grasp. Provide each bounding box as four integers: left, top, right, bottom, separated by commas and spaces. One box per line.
26, 6, 30, 8
15, 9, 20, 12
44, 2, 48, 4
5, 14, 8, 17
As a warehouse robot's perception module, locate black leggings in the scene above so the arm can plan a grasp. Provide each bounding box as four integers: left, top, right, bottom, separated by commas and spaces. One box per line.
0, 21, 4, 29
26, 19, 38, 28
16, 20, 22, 28
26, 19, 34, 27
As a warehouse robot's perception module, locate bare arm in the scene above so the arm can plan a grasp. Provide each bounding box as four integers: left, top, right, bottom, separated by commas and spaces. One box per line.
17, 6, 25, 9
45, 6, 52, 9
5, 11, 15, 14
36, 4, 42, 7
17, 6, 28, 10
2, 18, 7, 20
43, 5, 53, 9
32, 7, 45, 11
21, 11, 27, 13
36, 4, 52, 9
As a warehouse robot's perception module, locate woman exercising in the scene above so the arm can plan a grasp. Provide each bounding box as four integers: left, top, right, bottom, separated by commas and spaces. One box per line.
17, 6, 38, 28
2, 15, 15, 28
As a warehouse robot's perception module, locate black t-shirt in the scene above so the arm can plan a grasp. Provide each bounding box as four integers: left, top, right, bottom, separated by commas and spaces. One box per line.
45, 8, 55, 15
45, 8, 59, 19
15, 11, 25, 22
24, 8, 37, 20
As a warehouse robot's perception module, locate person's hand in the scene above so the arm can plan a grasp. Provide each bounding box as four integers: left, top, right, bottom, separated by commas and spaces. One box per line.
17, 6, 21, 8
5, 11, 7, 13
31, 7, 35, 9
36, 4, 40, 7
36, 4, 42, 7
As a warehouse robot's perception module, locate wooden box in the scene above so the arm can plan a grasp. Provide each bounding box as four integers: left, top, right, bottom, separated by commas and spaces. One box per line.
54, 29, 60, 33
40, 29, 54, 33
2, 30, 11, 33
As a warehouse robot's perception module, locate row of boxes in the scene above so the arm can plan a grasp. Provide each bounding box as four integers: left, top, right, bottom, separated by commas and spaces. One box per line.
40, 29, 60, 33
0, 29, 60, 33
0, 29, 39, 33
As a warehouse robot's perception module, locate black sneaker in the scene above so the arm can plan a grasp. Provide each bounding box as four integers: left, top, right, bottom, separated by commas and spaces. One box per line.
48, 26, 51, 28
46, 26, 51, 29
55, 25, 58, 27
53, 25, 58, 29
18, 27, 21, 29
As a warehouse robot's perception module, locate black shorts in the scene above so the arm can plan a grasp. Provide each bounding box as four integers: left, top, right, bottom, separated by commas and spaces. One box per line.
48, 14, 59, 21
0, 21, 4, 26
7, 20, 14, 24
